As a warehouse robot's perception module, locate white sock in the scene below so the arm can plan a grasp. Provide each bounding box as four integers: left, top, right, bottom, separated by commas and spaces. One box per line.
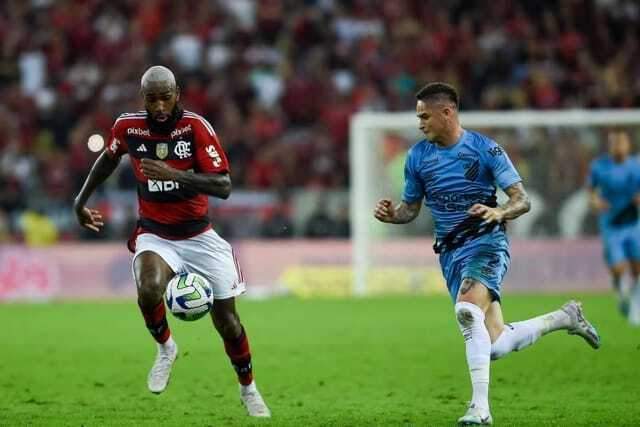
629, 280, 640, 325
491, 309, 571, 360
159, 335, 176, 352
455, 302, 491, 410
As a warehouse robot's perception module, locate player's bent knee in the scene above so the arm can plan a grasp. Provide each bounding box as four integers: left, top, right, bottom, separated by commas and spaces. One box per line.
136, 271, 169, 305
457, 279, 493, 311
137, 284, 164, 307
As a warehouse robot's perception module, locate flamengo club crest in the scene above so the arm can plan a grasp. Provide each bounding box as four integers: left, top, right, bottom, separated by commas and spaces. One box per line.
156, 143, 169, 159
174, 140, 192, 159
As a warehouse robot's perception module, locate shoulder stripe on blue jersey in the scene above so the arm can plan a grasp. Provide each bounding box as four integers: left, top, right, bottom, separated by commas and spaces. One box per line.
184, 111, 216, 137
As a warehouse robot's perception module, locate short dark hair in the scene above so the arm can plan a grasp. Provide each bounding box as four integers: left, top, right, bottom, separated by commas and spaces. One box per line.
415, 82, 459, 107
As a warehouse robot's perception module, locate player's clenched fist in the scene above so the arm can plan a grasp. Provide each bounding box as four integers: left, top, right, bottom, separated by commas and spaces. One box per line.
374, 199, 395, 223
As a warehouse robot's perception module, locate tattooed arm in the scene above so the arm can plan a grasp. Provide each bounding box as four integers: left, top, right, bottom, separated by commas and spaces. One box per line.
468, 182, 531, 223
374, 199, 422, 224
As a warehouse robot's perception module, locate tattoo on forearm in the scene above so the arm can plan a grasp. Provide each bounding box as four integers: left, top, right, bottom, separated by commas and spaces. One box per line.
393, 202, 421, 224
499, 182, 531, 220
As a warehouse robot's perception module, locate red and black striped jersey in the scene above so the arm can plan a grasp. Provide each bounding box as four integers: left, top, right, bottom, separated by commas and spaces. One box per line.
104, 110, 230, 242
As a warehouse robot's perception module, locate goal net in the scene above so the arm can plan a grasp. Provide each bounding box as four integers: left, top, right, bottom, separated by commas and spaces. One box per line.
350, 110, 640, 296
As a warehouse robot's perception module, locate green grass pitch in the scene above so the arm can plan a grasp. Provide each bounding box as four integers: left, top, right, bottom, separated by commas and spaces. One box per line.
1, 294, 639, 426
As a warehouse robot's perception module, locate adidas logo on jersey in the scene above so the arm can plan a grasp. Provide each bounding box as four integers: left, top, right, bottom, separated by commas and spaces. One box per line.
137, 144, 148, 152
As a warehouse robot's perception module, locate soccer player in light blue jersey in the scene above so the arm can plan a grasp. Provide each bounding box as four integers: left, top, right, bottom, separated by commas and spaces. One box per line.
588, 130, 640, 325
374, 82, 600, 425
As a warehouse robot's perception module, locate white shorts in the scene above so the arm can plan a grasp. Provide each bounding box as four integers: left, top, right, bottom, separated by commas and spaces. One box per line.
131, 229, 246, 299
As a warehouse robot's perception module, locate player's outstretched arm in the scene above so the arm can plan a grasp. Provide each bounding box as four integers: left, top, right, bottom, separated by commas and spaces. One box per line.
139, 158, 231, 199
73, 151, 121, 232
374, 199, 422, 224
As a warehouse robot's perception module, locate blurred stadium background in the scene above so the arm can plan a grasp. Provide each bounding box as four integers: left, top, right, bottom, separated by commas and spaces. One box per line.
2, 0, 640, 300
3, 1, 640, 426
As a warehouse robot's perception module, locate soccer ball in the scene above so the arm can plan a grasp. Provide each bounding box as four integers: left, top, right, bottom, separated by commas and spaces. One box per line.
165, 272, 214, 321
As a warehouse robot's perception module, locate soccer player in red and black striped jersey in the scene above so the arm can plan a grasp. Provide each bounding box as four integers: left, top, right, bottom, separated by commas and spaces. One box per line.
73, 66, 270, 417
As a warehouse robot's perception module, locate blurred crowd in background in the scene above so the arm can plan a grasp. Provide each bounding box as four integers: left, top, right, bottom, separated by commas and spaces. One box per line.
1, 0, 639, 244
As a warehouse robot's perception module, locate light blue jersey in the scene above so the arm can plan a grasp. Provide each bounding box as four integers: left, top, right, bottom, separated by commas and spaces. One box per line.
588, 155, 640, 266
403, 129, 521, 240
402, 129, 522, 302
588, 155, 640, 231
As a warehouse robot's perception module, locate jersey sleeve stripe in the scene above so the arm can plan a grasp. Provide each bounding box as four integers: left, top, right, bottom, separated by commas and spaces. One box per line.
118, 112, 147, 119
114, 115, 147, 126
184, 112, 216, 137
184, 112, 216, 136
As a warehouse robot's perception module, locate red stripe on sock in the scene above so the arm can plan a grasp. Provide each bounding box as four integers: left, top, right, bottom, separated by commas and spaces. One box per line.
224, 329, 250, 358
224, 328, 253, 385
139, 301, 171, 344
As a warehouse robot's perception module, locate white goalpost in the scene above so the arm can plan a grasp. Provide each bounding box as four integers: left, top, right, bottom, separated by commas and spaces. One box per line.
350, 109, 640, 296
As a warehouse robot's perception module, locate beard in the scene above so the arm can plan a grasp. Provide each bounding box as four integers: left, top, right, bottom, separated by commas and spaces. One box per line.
146, 105, 184, 135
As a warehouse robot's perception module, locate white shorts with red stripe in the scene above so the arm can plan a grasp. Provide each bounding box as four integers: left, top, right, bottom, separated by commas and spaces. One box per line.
131, 229, 246, 299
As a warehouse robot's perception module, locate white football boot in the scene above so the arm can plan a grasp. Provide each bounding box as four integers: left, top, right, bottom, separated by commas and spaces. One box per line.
240, 381, 271, 417
147, 340, 178, 394
458, 403, 493, 425
561, 300, 601, 349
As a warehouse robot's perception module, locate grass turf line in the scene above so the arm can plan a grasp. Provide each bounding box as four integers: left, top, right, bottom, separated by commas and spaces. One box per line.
0, 295, 638, 426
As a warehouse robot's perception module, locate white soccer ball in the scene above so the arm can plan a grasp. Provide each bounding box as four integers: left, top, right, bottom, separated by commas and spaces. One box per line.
165, 272, 214, 321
